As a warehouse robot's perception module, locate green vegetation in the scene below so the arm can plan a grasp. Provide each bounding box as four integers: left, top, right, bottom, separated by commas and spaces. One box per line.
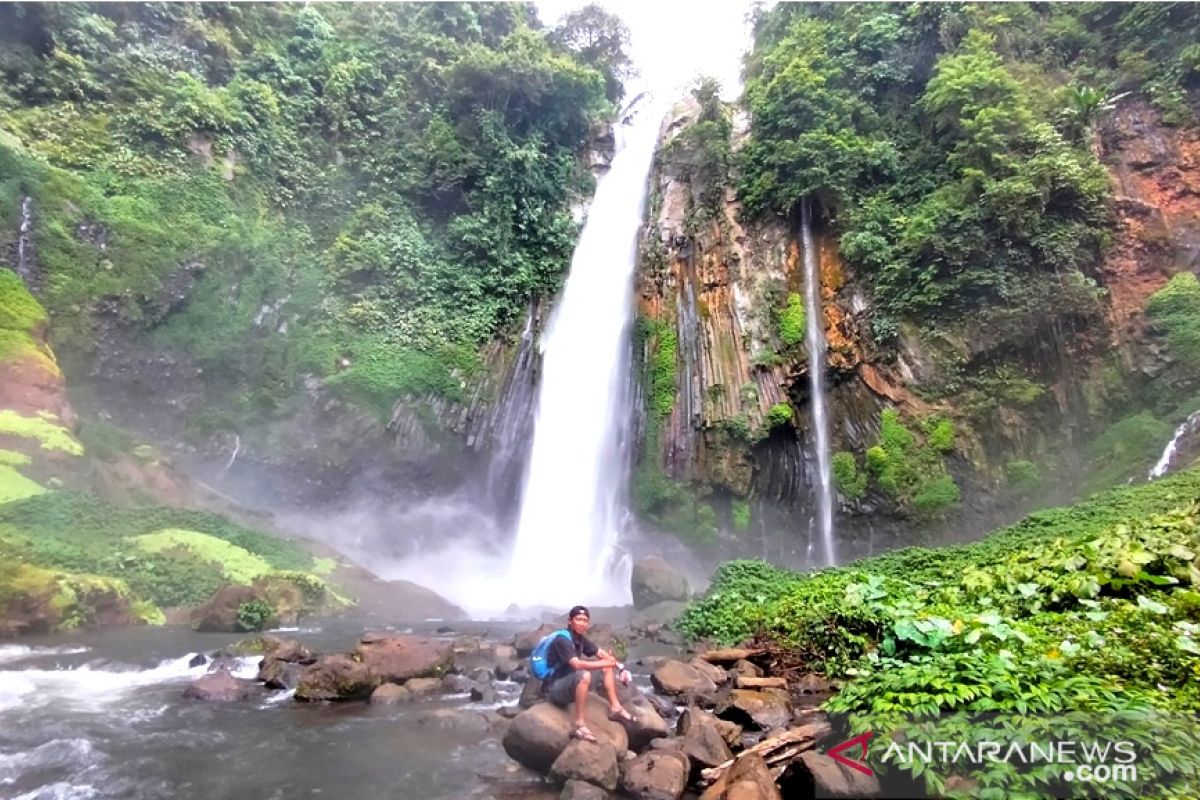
0, 3, 626, 428
0, 464, 44, 504
661, 76, 732, 229
766, 402, 793, 429
0, 410, 84, 455
776, 292, 806, 349
863, 409, 959, 517
0, 267, 46, 332
1086, 411, 1174, 492
831, 451, 867, 501
731, 500, 751, 532
1005, 459, 1041, 493
1148, 272, 1200, 370
0, 492, 334, 613
235, 599, 276, 633
735, 4, 1200, 335
680, 467, 1200, 797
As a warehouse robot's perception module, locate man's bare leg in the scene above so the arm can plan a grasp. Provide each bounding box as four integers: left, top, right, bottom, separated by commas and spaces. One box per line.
573, 671, 592, 727
601, 666, 622, 712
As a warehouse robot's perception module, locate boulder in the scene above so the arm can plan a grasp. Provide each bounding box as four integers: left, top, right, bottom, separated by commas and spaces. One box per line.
442, 673, 475, 694
295, 654, 378, 702
515, 624, 560, 657
550, 739, 620, 792
619, 750, 690, 800
561, 779, 611, 800
736, 677, 786, 690
689, 658, 729, 686
471, 682, 497, 704
630, 557, 689, 609
726, 753, 782, 800
190, 585, 266, 633
733, 660, 763, 678
259, 657, 306, 691
681, 717, 734, 770
678, 709, 742, 750
622, 693, 671, 751
796, 751, 882, 798
502, 695, 629, 773
355, 633, 452, 682
404, 677, 442, 699
260, 635, 313, 663
519, 676, 545, 708
370, 683, 412, 705
183, 668, 256, 702
719, 690, 791, 732
651, 661, 717, 696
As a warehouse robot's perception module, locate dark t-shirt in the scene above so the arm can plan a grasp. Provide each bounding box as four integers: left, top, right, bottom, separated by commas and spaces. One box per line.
546, 631, 599, 684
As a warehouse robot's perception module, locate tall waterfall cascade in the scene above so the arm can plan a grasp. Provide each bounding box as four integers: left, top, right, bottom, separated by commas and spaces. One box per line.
505, 101, 665, 608
801, 199, 837, 566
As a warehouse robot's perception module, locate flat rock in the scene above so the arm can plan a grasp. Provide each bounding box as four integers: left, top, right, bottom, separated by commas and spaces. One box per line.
550, 739, 620, 792
651, 660, 717, 696
619, 750, 689, 800
355, 633, 452, 682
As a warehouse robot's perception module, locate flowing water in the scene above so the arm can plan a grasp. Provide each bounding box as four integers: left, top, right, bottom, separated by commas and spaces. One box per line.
0, 623, 532, 800
1149, 410, 1200, 479
801, 199, 836, 566
505, 101, 665, 609
16, 196, 33, 282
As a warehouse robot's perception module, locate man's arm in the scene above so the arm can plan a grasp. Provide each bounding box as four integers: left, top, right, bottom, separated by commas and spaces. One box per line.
569, 654, 618, 670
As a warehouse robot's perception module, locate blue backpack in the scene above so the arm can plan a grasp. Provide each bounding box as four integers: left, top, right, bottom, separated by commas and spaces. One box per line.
529, 629, 572, 680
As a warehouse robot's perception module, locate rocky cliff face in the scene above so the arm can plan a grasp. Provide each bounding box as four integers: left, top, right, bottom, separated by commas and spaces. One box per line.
630, 97, 1200, 564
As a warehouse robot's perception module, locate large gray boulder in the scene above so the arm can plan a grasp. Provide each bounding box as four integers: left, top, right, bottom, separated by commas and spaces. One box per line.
183, 668, 256, 702
294, 654, 378, 702
502, 695, 629, 773
550, 739, 621, 792
619, 750, 690, 800
631, 557, 689, 610
796, 751, 882, 798
651, 660, 717, 696
355, 633, 452, 682
561, 780, 611, 800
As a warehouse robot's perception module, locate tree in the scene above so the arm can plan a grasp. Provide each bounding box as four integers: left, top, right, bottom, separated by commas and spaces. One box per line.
548, 3, 633, 102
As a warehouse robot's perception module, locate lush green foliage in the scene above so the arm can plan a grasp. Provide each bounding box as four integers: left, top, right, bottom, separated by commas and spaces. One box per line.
0, 491, 326, 608
0, 410, 83, 455
0, 267, 46, 332
832, 451, 867, 500
862, 409, 959, 517
766, 402, 792, 429
1148, 272, 1200, 370
731, 499, 751, 532
681, 467, 1200, 797
737, 4, 1155, 331
776, 292, 806, 349
1085, 411, 1174, 492
235, 598, 276, 632
660, 77, 733, 229
1005, 459, 1041, 493
0, 3, 622, 427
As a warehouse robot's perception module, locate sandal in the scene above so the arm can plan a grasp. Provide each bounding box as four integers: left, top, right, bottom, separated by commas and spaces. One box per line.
607, 706, 636, 724
571, 724, 599, 743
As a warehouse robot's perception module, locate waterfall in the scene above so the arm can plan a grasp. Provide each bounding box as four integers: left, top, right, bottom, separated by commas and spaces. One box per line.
1149, 410, 1200, 479
506, 101, 665, 608
16, 196, 33, 282
801, 198, 836, 566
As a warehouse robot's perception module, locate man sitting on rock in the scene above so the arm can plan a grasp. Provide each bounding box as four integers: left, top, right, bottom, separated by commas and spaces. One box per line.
543, 605, 635, 743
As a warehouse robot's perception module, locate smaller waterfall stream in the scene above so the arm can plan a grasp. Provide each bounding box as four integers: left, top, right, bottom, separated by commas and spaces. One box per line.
16, 196, 34, 282
1149, 410, 1200, 479
801, 199, 836, 566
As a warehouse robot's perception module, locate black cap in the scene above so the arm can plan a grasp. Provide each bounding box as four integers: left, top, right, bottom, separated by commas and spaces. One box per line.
568, 605, 590, 619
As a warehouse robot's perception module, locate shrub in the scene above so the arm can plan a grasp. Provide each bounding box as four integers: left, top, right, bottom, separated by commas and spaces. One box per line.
832, 452, 867, 500
777, 292, 806, 349
767, 402, 793, 429
235, 599, 276, 632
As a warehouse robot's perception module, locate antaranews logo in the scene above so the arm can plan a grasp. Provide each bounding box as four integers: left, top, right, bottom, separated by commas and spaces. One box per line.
828, 731, 875, 776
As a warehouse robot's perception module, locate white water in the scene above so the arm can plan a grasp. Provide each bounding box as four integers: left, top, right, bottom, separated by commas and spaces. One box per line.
1149, 410, 1200, 479
505, 100, 665, 609
16, 196, 32, 281
801, 199, 836, 566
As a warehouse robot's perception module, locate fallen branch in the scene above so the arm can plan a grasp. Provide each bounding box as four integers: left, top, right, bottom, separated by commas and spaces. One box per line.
699, 715, 832, 784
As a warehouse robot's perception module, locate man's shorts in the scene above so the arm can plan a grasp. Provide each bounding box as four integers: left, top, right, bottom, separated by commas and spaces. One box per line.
543, 670, 603, 707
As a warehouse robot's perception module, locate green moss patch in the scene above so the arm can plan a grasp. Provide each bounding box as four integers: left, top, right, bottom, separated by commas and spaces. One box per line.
0, 465, 45, 505
0, 410, 84, 456
0, 268, 47, 333
131, 529, 275, 584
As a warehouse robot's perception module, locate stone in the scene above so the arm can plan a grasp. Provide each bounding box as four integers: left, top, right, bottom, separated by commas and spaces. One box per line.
631, 557, 689, 610
355, 633, 452, 683
442, 673, 475, 694
370, 683, 412, 705
514, 623, 560, 657
550, 739, 620, 792
295, 654, 378, 702
726, 753, 782, 800
678, 709, 742, 750
681, 716, 734, 769
404, 677, 442, 698
561, 779, 611, 800
621, 693, 671, 751
188, 654, 207, 668
618, 750, 689, 800
719, 690, 791, 732
698, 648, 766, 666
733, 660, 763, 678
259, 657, 306, 691
417, 708, 493, 736
796, 751, 882, 798
190, 585, 266, 633
651, 660, 717, 696
689, 658, 729, 686
183, 668, 255, 702
502, 696, 629, 773
519, 676, 544, 708
471, 682, 497, 704
631, 601, 689, 630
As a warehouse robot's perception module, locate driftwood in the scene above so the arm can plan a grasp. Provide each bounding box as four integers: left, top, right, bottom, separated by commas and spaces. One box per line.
698, 648, 768, 665
699, 714, 831, 785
